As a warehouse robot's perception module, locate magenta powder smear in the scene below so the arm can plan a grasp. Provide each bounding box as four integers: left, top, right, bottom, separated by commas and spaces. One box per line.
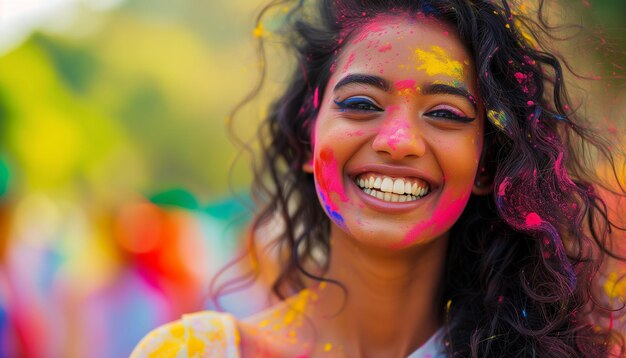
314, 148, 349, 225
396, 191, 472, 249
395, 79, 416, 91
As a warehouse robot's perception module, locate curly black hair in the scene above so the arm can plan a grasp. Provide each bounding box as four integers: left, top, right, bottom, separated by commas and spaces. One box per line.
215, 0, 626, 356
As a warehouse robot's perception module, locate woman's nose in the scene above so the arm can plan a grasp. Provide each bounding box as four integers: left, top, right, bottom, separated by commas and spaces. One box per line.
371, 116, 426, 160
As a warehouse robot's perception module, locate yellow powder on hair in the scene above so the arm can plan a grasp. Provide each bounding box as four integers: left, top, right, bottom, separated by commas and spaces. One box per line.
487, 110, 507, 130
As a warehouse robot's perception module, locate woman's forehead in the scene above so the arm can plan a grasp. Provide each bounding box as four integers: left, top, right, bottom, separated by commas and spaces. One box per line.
331, 15, 475, 90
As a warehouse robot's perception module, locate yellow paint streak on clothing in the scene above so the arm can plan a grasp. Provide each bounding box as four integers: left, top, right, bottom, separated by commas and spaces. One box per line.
188, 330, 207, 356
169, 322, 185, 339
414, 46, 464, 82
148, 336, 183, 358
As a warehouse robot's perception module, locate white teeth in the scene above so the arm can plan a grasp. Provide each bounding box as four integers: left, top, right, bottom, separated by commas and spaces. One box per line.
360, 189, 420, 203
381, 178, 393, 192
374, 177, 382, 189
392, 179, 405, 194
355, 174, 431, 200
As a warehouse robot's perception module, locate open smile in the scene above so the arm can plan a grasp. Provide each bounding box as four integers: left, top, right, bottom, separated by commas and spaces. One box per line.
345, 164, 440, 213
354, 173, 430, 202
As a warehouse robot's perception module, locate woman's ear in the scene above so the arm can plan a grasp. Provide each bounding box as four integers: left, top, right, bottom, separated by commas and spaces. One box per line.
302, 154, 314, 173
472, 174, 493, 196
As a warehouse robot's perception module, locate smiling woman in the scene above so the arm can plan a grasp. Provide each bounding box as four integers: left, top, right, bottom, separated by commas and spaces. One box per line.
132, 0, 626, 357
308, 18, 484, 252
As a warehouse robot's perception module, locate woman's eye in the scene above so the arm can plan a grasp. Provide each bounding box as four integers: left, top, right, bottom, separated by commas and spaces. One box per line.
334, 97, 383, 112
425, 107, 475, 123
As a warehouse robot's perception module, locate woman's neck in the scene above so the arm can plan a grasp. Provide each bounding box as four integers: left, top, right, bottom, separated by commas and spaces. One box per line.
304, 226, 449, 357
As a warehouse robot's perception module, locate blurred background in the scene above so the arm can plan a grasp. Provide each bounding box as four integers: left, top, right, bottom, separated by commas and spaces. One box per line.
0, 0, 624, 357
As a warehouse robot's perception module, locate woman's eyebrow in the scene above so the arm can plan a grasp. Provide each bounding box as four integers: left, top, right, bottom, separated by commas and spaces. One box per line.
422, 83, 477, 109
333, 74, 391, 92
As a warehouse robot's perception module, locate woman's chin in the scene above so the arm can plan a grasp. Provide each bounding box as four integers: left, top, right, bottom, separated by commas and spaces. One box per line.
331, 222, 442, 253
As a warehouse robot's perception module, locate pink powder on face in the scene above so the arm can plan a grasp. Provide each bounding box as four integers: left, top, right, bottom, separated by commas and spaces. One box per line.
351, 22, 385, 44
378, 43, 393, 52
314, 148, 349, 207
314, 148, 349, 227
395, 79, 416, 91
377, 118, 412, 151
371, 106, 415, 151
525, 212, 542, 227
342, 52, 356, 73
396, 190, 472, 248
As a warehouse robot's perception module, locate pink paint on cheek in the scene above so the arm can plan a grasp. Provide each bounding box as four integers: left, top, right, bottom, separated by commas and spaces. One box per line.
314, 148, 348, 206
395, 190, 472, 248
314, 148, 349, 227
395, 79, 416, 91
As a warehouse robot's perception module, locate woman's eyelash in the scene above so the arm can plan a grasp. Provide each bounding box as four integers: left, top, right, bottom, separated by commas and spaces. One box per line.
334, 97, 383, 112
425, 109, 475, 123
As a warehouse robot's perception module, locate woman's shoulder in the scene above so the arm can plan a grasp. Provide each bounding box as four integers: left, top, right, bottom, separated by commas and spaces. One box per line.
131, 310, 241, 358
131, 290, 315, 357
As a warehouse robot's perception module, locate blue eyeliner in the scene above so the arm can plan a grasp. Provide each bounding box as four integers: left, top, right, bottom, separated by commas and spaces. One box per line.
334, 97, 383, 112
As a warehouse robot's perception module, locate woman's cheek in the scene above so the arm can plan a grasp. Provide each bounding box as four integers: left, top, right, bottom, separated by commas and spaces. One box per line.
394, 187, 472, 249
313, 147, 349, 228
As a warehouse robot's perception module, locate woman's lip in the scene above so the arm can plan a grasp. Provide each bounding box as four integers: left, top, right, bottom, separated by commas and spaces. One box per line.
348, 164, 439, 190
349, 179, 435, 214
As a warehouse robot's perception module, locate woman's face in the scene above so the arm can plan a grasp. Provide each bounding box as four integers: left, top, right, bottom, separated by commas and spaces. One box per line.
309, 15, 484, 250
